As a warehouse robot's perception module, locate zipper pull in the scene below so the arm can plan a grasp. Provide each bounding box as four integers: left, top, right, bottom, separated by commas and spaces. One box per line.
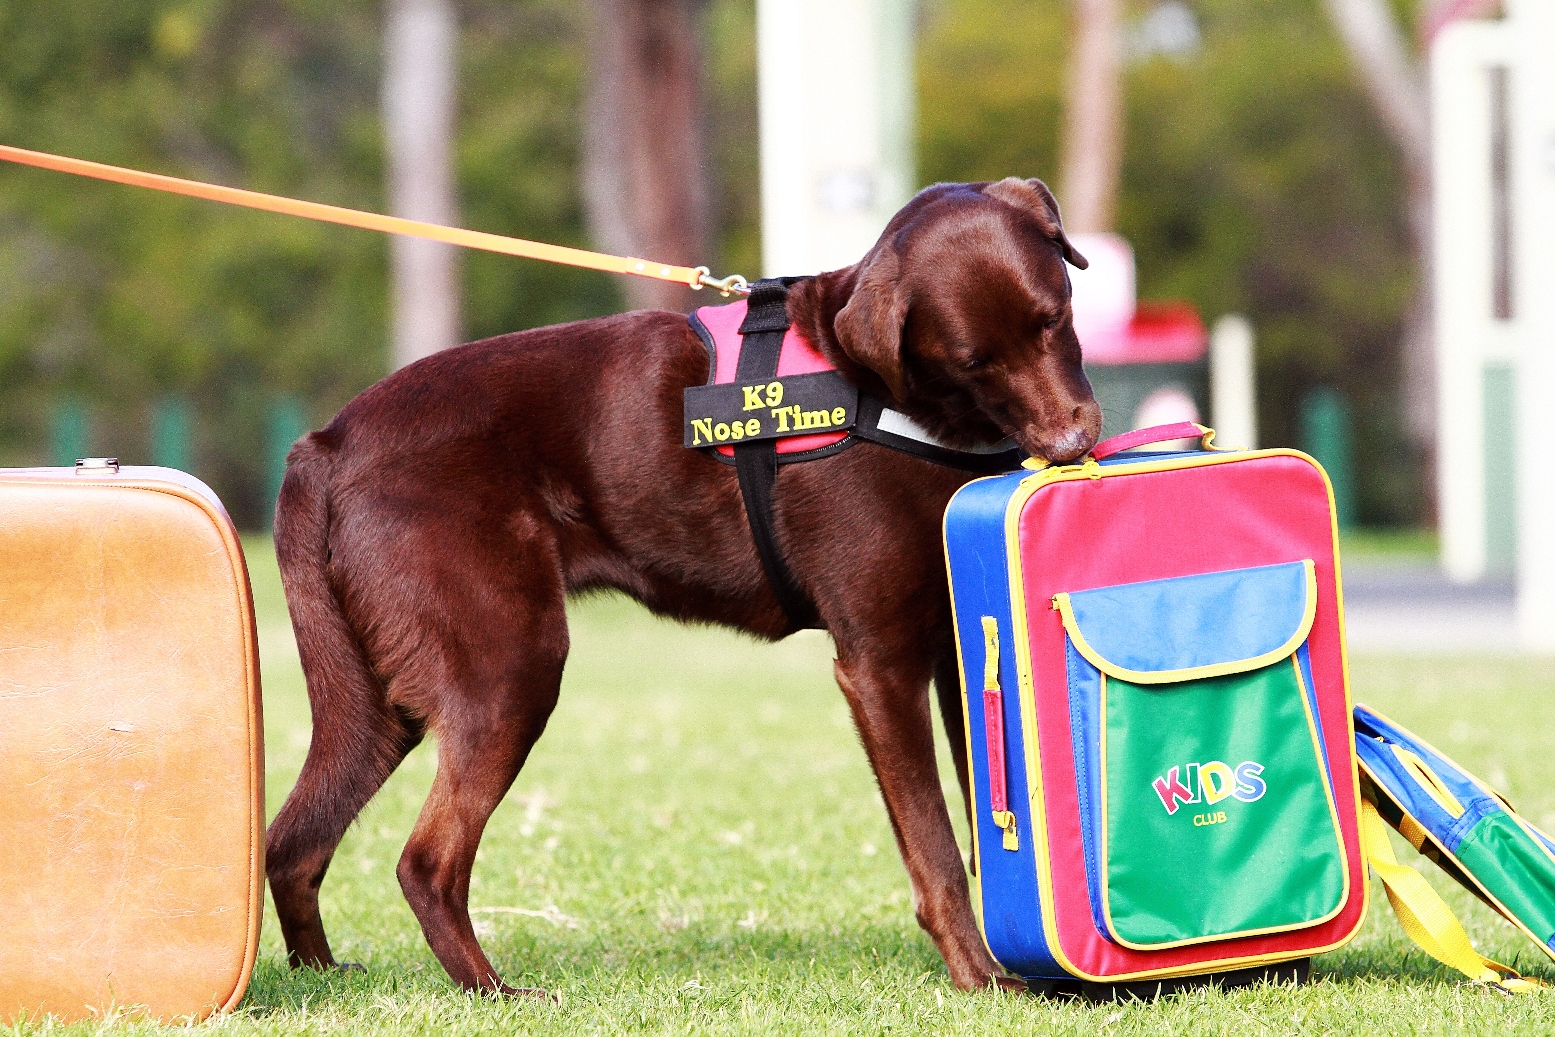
1081, 456, 1101, 480
992, 810, 1019, 851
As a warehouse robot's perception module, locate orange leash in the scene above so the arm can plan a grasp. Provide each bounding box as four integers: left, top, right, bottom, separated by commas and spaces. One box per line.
0, 143, 750, 296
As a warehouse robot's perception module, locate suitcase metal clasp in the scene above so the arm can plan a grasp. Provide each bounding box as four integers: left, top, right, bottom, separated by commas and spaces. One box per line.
74, 457, 120, 474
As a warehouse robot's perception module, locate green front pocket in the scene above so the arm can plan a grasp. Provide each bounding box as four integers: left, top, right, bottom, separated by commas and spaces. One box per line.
1059, 560, 1349, 949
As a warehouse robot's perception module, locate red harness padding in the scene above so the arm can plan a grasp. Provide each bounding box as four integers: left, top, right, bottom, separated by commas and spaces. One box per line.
690, 299, 850, 459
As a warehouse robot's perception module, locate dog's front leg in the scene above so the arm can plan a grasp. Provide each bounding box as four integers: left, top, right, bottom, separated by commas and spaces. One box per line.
833, 654, 1024, 992
932, 653, 976, 853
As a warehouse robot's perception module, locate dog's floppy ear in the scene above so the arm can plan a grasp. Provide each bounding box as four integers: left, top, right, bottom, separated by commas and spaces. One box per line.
834, 246, 908, 402
983, 177, 1089, 270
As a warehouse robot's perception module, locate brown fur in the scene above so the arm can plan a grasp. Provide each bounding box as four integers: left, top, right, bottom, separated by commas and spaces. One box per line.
264, 178, 1103, 996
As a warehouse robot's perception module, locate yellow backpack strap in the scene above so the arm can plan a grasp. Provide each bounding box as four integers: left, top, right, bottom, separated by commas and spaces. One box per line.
1362, 797, 1543, 992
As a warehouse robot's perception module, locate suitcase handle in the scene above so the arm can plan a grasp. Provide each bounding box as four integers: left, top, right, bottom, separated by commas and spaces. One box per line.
1090, 422, 1216, 461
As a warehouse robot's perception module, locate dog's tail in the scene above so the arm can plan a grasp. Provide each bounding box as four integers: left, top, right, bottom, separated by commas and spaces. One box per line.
268, 433, 414, 873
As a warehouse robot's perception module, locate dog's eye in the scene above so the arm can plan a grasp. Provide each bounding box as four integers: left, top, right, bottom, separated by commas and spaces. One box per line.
963, 356, 987, 371
1042, 315, 1061, 331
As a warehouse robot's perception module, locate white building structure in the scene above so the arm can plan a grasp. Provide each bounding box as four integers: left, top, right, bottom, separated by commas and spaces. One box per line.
756, 0, 915, 276
1433, 1, 1555, 650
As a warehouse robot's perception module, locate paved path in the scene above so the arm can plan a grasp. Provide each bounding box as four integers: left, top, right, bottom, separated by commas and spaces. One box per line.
1340, 559, 1519, 654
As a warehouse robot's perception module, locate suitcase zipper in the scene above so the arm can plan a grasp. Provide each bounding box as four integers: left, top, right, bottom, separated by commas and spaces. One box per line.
980, 616, 1019, 852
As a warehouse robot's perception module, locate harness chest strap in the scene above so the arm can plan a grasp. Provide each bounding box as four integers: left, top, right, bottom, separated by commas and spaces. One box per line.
731, 278, 818, 630
713, 281, 1026, 631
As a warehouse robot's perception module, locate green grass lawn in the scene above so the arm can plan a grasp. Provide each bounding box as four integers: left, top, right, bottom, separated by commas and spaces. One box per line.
21, 538, 1555, 1035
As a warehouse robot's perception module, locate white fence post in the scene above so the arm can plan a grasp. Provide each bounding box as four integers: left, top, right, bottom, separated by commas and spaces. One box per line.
1431, 21, 1501, 583
1509, 0, 1555, 651
1432, 1, 1555, 649
1210, 315, 1257, 449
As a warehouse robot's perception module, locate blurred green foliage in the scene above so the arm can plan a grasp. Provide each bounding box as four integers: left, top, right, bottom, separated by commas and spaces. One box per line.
0, 0, 1420, 526
918, 0, 1420, 524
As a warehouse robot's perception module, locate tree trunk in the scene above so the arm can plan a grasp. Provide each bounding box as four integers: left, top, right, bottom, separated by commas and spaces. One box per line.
582, 0, 710, 314
1321, 0, 1434, 473
383, 0, 461, 368
1058, 0, 1124, 233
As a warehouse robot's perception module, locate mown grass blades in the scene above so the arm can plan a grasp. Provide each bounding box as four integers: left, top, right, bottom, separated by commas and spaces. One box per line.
11, 539, 1555, 1035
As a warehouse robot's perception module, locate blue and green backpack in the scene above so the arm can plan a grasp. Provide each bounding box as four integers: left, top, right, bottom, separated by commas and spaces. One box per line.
1357, 703, 1555, 991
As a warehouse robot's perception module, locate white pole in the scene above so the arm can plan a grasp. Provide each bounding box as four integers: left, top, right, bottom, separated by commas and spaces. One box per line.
1509, 0, 1555, 651
1430, 21, 1503, 584
1210, 314, 1257, 449
756, 0, 915, 277
384, 0, 461, 369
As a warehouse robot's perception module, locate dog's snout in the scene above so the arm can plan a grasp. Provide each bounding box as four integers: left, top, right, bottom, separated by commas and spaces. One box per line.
1026, 400, 1101, 464
1042, 426, 1094, 464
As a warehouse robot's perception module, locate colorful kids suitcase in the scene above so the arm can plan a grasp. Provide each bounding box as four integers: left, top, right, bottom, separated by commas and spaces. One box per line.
0, 461, 264, 1023
944, 422, 1367, 993
1354, 704, 1551, 991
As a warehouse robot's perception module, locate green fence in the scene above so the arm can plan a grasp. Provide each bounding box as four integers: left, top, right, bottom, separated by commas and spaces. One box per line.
1300, 388, 1356, 529
45, 396, 310, 528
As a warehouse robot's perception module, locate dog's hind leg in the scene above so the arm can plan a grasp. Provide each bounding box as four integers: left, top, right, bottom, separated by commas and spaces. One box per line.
392, 519, 567, 997
267, 439, 424, 971
266, 702, 422, 970
834, 651, 1023, 992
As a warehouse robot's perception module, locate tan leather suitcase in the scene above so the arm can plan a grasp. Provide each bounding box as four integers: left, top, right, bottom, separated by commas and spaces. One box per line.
0, 461, 263, 1024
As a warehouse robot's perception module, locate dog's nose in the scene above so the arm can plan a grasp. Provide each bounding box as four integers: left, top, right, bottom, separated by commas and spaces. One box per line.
1040, 425, 1096, 464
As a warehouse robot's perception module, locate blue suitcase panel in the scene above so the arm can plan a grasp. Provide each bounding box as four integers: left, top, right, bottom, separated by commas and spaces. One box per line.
944, 471, 1063, 979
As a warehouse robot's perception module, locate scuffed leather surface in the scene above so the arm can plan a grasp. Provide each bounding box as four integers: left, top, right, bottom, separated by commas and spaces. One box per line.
0, 469, 263, 1023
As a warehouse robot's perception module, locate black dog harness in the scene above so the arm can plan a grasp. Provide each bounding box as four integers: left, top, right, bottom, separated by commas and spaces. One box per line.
683, 278, 1025, 630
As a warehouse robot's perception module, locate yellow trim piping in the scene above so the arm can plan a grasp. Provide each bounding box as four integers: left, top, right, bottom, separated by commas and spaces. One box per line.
1363, 758, 1555, 966
1053, 560, 1317, 685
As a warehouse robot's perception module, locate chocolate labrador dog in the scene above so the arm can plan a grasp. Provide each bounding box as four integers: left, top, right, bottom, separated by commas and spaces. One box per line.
265, 177, 1102, 996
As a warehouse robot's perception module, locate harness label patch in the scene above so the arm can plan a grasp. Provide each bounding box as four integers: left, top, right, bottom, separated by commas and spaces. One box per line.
683, 372, 859, 448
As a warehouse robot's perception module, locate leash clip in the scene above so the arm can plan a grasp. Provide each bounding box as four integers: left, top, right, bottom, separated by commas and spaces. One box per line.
693, 266, 751, 297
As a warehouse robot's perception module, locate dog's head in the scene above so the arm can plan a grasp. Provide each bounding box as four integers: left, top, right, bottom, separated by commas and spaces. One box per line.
826, 178, 1102, 463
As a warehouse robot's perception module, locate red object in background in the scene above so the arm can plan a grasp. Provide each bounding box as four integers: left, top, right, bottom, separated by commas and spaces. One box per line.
1421, 0, 1499, 45
1080, 301, 1208, 367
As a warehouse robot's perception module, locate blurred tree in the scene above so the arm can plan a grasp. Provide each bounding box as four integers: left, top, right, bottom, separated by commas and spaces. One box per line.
1060, 0, 1124, 232
581, 0, 711, 313
384, 0, 461, 366
0, 0, 389, 523
0, 0, 1429, 529
1320, 0, 1432, 493
919, 0, 1421, 525
0, 0, 621, 524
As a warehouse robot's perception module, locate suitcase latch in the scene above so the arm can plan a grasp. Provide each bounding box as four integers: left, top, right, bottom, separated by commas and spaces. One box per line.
75, 457, 120, 474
